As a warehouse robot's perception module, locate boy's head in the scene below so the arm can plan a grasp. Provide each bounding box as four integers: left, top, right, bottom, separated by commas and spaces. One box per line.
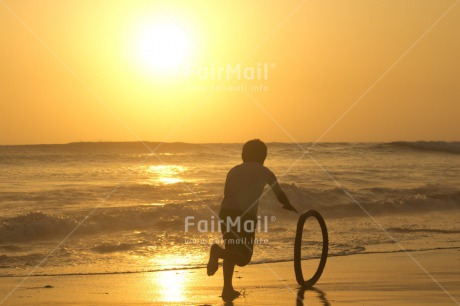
242, 139, 267, 164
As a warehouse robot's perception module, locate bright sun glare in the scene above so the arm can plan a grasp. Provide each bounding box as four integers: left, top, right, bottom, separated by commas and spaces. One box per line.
134, 20, 192, 72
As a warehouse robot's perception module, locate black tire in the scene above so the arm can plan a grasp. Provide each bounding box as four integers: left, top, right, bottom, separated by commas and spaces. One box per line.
294, 210, 328, 288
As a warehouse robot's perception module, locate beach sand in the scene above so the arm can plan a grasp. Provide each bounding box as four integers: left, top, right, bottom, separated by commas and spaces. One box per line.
0, 249, 458, 305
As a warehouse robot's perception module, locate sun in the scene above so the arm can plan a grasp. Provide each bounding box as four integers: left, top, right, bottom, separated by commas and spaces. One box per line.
134, 20, 192, 73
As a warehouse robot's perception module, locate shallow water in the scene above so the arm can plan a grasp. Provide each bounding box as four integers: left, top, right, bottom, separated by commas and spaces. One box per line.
0, 142, 459, 276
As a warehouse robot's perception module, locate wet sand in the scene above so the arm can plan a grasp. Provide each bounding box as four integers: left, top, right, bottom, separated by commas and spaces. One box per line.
0, 249, 458, 305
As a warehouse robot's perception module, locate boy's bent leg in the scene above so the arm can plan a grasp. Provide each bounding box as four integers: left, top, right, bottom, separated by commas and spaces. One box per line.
207, 243, 248, 300
207, 244, 221, 276
234, 232, 254, 267
207, 243, 247, 276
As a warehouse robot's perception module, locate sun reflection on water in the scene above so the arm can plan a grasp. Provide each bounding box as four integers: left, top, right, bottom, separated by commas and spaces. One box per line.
147, 165, 187, 185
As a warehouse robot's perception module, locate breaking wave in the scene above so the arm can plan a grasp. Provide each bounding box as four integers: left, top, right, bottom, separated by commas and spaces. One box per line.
380, 141, 460, 155
260, 183, 460, 218
1, 183, 459, 243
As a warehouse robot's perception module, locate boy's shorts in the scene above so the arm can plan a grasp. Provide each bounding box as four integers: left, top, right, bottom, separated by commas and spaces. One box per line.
219, 209, 255, 267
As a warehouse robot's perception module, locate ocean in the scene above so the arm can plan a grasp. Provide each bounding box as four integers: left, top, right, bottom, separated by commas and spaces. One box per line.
0, 141, 459, 277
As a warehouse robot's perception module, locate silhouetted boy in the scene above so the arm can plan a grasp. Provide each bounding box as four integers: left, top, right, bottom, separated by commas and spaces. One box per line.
207, 139, 297, 301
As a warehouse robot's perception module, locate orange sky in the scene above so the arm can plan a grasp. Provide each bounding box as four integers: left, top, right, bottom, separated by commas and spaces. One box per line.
1, 0, 459, 144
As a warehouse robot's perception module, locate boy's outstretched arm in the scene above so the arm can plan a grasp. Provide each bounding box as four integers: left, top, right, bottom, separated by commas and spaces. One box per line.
271, 182, 298, 213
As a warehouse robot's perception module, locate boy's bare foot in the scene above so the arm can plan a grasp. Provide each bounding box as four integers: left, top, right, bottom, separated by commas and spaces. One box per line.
221, 288, 241, 301
207, 244, 219, 276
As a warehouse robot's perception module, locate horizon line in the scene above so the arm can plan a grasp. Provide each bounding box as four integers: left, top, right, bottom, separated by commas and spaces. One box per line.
1, 139, 459, 147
